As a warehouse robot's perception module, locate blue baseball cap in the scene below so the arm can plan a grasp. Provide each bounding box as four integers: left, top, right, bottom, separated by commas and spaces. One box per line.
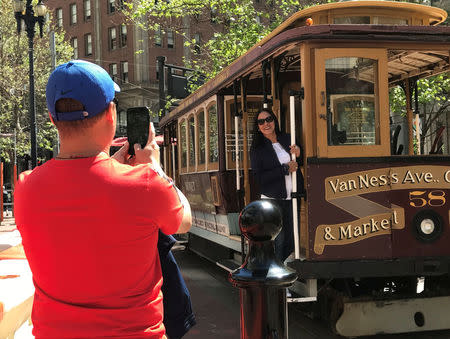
46, 60, 120, 121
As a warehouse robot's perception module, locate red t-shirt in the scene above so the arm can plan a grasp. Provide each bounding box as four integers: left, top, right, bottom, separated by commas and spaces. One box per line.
14, 153, 183, 339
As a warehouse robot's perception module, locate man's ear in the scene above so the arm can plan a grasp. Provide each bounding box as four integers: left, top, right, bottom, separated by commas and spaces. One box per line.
48, 112, 55, 125
105, 102, 116, 124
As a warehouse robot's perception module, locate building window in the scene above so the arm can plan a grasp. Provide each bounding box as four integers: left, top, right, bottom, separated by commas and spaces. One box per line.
193, 33, 201, 54
120, 24, 127, 47
155, 26, 162, 47
56, 8, 63, 27
84, 33, 92, 56
109, 63, 118, 82
108, 27, 117, 50
121, 61, 128, 83
108, 0, 116, 13
167, 30, 174, 49
70, 3, 77, 25
84, 0, 91, 21
71, 37, 78, 59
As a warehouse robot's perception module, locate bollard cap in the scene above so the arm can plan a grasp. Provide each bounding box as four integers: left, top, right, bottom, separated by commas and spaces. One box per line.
230, 200, 297, 288
239, 200, 282, 242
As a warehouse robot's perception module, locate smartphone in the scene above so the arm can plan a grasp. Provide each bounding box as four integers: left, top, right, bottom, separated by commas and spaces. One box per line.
127, 107, 150, 156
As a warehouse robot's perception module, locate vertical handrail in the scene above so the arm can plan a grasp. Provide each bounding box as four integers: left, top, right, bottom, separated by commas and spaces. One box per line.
289, 95, 300, 259
235, 116, 240, 191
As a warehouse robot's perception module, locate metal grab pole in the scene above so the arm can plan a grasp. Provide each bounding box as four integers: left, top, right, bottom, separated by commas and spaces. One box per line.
236, 114, 246, 263
235, 116, 240, 191
289, 95, 300, 259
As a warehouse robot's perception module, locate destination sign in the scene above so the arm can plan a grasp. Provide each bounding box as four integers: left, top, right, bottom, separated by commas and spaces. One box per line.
325, 166, 450, 200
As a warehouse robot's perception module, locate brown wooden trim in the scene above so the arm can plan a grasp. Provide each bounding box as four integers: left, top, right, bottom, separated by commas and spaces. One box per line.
225, 98, 238, 171
300, 43, 312, 257
296, 1, 446, 26
210, 176, 222, 206
217, 94, 226, 173
196, 108, 206, 172
307, 155, 450, 164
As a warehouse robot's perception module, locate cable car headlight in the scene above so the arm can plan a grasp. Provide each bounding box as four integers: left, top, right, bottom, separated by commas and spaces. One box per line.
412, 210, 443, 243
420, 219, 435, 235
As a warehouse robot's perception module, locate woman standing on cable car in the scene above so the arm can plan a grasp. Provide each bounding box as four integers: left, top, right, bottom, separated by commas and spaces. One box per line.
250, 108, 303, 262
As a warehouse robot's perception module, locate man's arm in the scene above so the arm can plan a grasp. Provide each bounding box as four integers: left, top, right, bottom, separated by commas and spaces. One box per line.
173, 185, 192, 234
114, 122, 192, 234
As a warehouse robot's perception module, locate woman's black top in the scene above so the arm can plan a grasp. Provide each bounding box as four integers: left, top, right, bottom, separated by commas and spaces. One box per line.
250, 133, 304, 200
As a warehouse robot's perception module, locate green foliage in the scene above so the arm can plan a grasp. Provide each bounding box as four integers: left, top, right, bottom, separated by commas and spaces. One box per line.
124, 0, 332, 82
390, 73, 450, 153
0, 0, 72, 163
390, 74, 450, 116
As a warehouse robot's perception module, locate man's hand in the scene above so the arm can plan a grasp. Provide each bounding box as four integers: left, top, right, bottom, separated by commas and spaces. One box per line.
111, 141, 130, 164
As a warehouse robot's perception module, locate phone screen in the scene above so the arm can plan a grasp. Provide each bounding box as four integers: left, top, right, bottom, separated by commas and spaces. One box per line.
127, 107, 150, 156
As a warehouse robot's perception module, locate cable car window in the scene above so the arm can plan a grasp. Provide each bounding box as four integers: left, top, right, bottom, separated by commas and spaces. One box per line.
208, 104, 219, 164
180, 120, 187, 169
325, 57, 378, 146
198, 110, 206, 166
188, 115, 195, 169
225, 98, 262, 170
333, 16, 370, 24
373, 17, 408, 25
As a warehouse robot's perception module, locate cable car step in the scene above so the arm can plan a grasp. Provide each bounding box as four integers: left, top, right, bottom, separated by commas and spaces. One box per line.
216, 259, 241, 273
335, 295, 450, 337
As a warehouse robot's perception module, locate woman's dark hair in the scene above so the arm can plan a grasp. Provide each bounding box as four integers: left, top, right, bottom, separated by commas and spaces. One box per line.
250, 108, 281, 151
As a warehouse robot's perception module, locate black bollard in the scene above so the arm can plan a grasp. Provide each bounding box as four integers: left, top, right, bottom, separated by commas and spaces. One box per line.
229, 200, 298, 339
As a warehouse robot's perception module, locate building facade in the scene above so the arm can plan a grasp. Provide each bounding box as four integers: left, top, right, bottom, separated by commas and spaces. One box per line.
45, 0, 203, 133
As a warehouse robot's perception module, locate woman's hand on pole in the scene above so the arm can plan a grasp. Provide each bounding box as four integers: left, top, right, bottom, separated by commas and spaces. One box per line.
290, 144, 301, 158
287, 160, 298, 173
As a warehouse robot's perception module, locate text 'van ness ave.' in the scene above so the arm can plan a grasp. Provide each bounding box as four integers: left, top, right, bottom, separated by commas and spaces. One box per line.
325, 166, 450, 200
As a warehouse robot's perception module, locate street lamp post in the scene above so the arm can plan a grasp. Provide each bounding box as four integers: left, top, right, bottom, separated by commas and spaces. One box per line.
13, 0, 46, 169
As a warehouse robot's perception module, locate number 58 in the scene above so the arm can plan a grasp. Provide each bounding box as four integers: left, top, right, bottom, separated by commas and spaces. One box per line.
409, 190, 446, 208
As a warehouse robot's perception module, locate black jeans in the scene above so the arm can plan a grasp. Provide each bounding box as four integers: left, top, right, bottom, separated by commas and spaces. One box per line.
273, 199, 296, 262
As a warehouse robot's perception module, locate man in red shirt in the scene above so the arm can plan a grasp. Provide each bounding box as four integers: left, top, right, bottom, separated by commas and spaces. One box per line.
14, 60, 192, 339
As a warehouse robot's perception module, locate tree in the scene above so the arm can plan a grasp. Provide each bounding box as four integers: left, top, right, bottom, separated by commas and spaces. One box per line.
125, 0, 448, 81
390, 73, 450, 154
124, 0, 331, 83
0, 0, 73, 166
